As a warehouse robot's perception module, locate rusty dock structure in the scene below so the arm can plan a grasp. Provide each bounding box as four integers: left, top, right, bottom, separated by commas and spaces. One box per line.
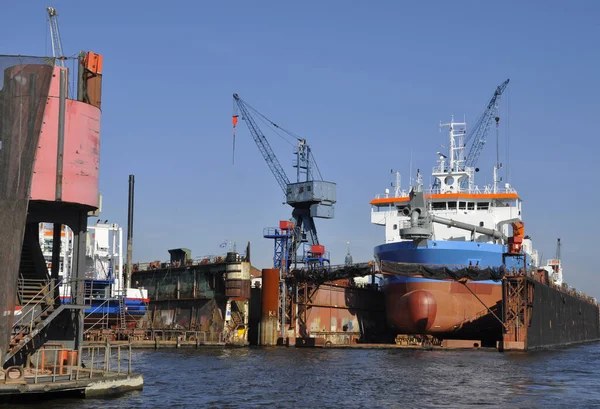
501, 270, 600, 351
89, 250, 600, 353
126, 247, 253, 346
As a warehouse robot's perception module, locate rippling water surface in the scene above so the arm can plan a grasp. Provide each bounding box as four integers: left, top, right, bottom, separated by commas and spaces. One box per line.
6, 342, 600, 408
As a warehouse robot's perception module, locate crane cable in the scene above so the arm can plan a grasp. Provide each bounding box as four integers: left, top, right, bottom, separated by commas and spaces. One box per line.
239, 97, 301, 145
232, 95, 325, 181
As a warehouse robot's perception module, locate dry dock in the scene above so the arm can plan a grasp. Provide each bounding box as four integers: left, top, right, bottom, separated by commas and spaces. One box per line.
100, 257, 600, 352
501, 271, 600, 351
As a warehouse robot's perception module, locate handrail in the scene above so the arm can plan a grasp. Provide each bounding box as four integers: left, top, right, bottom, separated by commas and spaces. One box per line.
1, 342, 135, 385
372, 186, 518, 200
13, 279, 56, 328
83, 299, 112, 334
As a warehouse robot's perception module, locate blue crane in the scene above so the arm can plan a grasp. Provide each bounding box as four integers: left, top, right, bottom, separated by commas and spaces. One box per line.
232, 94, 336, 267
232, 94, 290, 193
464, 79, 510, 169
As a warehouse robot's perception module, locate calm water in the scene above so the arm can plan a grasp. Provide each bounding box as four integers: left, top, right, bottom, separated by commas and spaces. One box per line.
6, 342, 600, 408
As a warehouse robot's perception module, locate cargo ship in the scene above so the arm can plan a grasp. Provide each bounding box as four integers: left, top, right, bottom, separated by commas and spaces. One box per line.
370, 82, 549, 340
39, 222, 148, 330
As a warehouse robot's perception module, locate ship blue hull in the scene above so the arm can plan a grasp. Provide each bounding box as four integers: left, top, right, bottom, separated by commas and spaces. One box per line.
61, 296, 147, 316
375, 240, 527, 285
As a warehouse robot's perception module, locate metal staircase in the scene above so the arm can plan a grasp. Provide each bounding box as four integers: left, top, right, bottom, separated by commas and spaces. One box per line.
18, 226, 51, 304
4, 227, 86, 367
5, 279, 64, 367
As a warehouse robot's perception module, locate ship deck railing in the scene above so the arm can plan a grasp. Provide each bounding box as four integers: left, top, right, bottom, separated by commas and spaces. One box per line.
148, 329, 223, 344
84, 328, 225, 344
372, 186, 518, 200
505, 269, 598, 305
0, 342, 134, 385
133, 253, 247, 272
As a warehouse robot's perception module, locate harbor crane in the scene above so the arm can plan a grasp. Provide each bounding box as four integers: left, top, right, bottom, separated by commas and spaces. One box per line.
232, 94, 336, 268
464, 78, 510, 169
438, 78, 509, 191
46, 6, 66, 66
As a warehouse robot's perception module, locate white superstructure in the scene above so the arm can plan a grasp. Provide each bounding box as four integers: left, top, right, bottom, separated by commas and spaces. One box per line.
370, 117, 539, 267
39, 223, 73, 279
87, 222, 124, 282
39, 221, 129, 297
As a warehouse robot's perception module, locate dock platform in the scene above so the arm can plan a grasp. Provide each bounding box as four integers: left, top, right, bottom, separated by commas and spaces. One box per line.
0, 368, 143, 400
0, 343, 143, 402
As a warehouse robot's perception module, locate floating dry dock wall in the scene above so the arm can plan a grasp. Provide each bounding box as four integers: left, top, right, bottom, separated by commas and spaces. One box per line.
131, 250, 252, 345
501, 273, 600, 351
280, 263, 388, 346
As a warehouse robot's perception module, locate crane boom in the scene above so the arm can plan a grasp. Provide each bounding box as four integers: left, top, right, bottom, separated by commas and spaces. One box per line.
46, 7, 65, 67
232, 94, 291, 193
464, 79, 510, 168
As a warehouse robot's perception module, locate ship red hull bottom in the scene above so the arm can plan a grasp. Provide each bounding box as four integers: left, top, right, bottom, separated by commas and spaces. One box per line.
384, 280, 503, 343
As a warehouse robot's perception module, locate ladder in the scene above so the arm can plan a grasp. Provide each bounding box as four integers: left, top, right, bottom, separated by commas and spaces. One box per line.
118, 296, 127, 329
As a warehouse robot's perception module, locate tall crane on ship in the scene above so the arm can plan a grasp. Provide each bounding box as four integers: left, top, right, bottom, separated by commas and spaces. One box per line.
232, 94, 336, 268
46, 6, 66, 66
454, 79, 510, 190
464, 78, 510, 169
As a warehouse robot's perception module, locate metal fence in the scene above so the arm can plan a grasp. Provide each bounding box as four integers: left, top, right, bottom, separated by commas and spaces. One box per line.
148, 329, 223, 343
0, 341, 133, 385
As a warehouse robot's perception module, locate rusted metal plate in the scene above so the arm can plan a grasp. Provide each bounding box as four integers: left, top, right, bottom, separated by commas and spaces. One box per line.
225, 279, 250, 299
0, 58, 54, 360
441, 339, 482, 349
295, 282, 386, 344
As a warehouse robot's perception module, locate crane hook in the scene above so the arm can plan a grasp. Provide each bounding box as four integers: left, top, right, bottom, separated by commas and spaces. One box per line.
232, 115, 239, 165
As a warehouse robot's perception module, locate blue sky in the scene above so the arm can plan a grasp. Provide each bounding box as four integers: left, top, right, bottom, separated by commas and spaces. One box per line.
4, 1, 600, 296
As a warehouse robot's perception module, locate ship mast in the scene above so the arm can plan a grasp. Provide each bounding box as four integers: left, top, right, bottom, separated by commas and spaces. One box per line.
434, 118, 469, 193
439, 116, 467, 172
46, 6, 65, 66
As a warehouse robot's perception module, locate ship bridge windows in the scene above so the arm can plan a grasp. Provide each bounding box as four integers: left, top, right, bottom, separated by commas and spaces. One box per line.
467, 202, 475, 210
432, 202, 446, 211
497, 199, 517, 207
373, 204, 393, 212
448, 201, 457, 210
477, 202, 489, 210
459, 201, 466, 210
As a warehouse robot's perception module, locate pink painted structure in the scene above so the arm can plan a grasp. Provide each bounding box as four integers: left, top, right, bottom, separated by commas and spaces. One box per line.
30, 66, 100, 207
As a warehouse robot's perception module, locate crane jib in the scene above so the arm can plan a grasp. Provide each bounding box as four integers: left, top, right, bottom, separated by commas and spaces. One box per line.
464, 79, 510, 169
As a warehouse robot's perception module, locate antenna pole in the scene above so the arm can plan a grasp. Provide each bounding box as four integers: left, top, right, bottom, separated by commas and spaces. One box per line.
409, 149, 413, 188
493, 116, 501, 193
495, 116, 500, 171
